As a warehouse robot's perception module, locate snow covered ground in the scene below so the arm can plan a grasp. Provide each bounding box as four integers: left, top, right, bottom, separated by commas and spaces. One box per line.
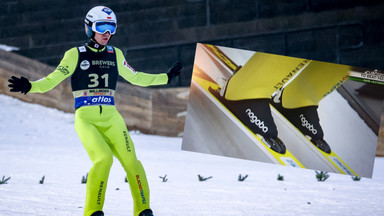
0, 94, 383, 216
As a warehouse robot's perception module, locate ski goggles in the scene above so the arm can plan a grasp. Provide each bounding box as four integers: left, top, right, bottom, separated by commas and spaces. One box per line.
92, 21, 117, 35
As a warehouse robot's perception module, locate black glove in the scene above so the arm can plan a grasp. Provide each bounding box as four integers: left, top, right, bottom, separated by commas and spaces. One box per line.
8, 76, 32, 94
167, 61, 183, 84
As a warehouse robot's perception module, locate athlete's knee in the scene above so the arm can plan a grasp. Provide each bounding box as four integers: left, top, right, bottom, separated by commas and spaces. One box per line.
93, 153, 113, 169
122, 159, 142, 173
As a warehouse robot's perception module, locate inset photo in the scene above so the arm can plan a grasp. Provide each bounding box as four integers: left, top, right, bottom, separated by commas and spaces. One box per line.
182, 43, 379, 178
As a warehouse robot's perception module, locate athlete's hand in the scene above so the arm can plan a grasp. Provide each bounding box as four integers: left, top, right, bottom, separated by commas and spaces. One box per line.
8, 76, 31, 94
167, 61, 183, 84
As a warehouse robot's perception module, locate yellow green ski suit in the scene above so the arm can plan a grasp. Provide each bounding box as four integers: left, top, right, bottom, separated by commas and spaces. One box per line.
225, 52, 350, 107
29, 44, 168, 216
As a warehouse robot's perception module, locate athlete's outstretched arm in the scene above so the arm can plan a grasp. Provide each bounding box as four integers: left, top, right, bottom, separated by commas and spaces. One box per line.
115, 48, 182, 87
8, 47, 78, 94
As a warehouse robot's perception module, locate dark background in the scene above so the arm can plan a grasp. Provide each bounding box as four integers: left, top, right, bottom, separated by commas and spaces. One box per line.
1, 0, 383, 87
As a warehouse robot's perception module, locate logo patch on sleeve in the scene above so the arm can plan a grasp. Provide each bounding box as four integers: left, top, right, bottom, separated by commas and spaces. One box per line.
57, 65, 70, 75
123, 60, 137, 74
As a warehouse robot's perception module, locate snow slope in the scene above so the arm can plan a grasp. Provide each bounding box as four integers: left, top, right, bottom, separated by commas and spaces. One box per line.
0, 94, 383, 216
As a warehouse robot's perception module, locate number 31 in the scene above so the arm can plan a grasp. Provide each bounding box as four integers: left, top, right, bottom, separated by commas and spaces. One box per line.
88, 73, 109, 88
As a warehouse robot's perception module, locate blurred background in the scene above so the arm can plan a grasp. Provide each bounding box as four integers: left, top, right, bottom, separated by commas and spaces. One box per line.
0, 0, 383, 153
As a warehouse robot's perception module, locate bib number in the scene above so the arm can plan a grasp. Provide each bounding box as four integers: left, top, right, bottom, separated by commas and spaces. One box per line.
88, 73, 109, 88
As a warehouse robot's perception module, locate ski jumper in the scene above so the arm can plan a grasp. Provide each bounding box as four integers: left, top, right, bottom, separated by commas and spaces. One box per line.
29, 44, 168, 216
224, 52, 350, 108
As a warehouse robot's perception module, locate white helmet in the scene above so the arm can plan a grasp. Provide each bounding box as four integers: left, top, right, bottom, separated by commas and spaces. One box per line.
84, 6, 117, 39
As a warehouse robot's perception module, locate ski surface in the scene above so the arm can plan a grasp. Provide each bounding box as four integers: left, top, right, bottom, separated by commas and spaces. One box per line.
270, 105, 358, 176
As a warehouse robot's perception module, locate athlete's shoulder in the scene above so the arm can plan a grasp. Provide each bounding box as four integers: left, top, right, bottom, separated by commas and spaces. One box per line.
63, 47, 81, 55
65, 46, 79, 52
60, 47, 80, 60
70, 44, 92, 53
113, 46, 123, 54
112, 47, 124, 59
74, 44, 89, 53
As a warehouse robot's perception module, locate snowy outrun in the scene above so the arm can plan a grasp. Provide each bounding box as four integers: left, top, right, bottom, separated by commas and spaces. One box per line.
0, 93, 383, 216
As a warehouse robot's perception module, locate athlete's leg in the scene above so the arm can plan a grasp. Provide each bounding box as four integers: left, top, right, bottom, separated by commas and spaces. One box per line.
75, 108, 114, 216
272, 60, 350, 153
282, 60, 350, 108
210, 52, 309, 153
225, 52, 310, 101
102, 107, 151, 216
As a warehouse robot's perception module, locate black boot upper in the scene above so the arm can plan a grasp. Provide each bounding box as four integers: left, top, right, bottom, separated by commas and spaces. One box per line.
139, 209, 153, 216
90, 211, 104, 216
